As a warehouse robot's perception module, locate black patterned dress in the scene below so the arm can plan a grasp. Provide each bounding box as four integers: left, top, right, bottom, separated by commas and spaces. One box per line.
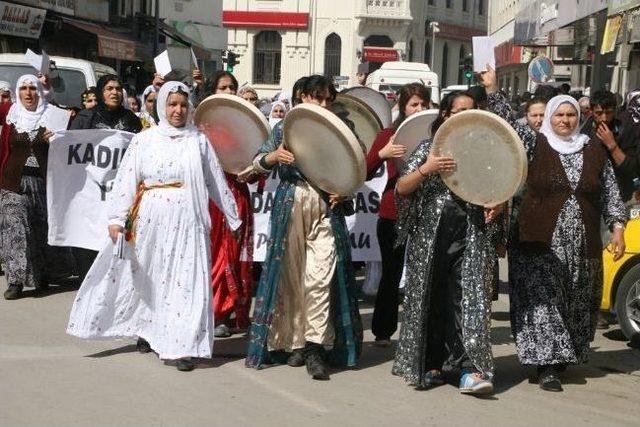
488, 93, 628, 365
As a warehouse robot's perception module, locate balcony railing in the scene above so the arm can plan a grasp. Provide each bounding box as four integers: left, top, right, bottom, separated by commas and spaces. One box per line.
362, 0, 411, 19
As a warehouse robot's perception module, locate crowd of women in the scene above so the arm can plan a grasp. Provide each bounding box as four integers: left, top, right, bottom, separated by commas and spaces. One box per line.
0, 65, 637, 396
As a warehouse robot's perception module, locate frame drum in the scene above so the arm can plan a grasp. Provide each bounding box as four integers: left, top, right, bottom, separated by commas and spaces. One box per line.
392, 109, 439, 169
194, 94, 270, 174
343, 86, 393, 129
328, 93, 382, 153
432, 109, 527, 206
284, 103, 366, 196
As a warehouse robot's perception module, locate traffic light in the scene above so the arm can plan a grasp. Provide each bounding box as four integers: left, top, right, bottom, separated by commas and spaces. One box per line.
222, 50, 240, 72
461, 53, 473, 86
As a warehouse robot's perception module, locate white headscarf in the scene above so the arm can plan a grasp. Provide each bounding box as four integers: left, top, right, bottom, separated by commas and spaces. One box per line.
155, 81, 197, 138
0, 80, 12, 102
5, 74, 49, 133
140, 85, 156, 113
277, 91, 292, 110
539, 95, 590, 155
269, 101, 286, 128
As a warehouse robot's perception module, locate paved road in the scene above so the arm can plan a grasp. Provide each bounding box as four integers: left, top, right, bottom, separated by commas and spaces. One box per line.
1, 271, 638, 427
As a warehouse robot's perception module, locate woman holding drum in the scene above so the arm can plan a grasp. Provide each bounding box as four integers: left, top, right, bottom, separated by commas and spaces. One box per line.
484, 72, 628, 392
393, 85, 503, 395
206, 71, 255, 338
247, 75, 362, 381
366, 83, 430, 347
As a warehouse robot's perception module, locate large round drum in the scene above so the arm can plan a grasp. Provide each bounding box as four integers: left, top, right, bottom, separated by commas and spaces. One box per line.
343, 86, 392, 129
392, 109, 440, 169
432, 110, 527, 206
194, 94, 270, 174
328, 93, 382, 153
284, 103, 366, 196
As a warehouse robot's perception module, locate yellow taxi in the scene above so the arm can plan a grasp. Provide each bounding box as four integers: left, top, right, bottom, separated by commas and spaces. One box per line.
602, 203, 640, 342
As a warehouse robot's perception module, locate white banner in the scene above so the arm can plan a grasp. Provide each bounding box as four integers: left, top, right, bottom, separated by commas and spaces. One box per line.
47, 130, 135, 251
249, 164, 388, 262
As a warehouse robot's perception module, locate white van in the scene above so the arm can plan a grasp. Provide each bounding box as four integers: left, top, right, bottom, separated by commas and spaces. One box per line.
365, 61, 440, 104
0, 53, 116, 107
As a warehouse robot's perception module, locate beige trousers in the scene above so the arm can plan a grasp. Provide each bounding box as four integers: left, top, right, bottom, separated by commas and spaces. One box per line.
268, 182, 337, 351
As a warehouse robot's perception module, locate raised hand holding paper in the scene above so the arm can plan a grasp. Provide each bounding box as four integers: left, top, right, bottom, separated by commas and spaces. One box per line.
25, 48, 50, 74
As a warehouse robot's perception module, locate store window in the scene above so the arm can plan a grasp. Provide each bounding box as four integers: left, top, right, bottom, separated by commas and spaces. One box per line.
324, 33, 341, 78
253, 31, 282, 85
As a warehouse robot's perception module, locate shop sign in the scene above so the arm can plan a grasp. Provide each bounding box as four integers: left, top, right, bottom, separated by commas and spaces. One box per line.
0, 1, 45, 39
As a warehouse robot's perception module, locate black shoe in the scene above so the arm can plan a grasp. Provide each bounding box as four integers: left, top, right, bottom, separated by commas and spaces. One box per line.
304, 343, 329, 380
3, 284, 23, 300
596, 313, 610, 330
136, 338, 152, 353
287, 349, 306, 367
538, 366, 563, 392
176, 359, 196, 372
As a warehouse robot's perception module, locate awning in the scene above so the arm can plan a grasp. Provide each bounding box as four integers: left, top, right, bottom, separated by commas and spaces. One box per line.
363, 47, 398, 62
222, 11, 309, 29
140, 16, 215, 60
64, 19, 140, 61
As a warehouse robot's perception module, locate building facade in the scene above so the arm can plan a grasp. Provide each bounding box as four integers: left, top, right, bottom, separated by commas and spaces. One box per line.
223, 0, 487, 97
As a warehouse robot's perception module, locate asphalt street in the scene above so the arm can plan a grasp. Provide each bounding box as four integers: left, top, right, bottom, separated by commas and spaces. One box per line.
1, 266, 638, 427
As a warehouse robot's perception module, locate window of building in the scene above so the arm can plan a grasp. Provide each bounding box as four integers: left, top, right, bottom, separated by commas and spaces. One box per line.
253, 31, 282, 85
478, 0, 485, 15
428, 0, 434, 5
442, 43, 449, 87
458, 45, 465, 84
446, 0, 452, 8
463, 0, 468, 12
424, 40, 431, 68
324, 33, 341, 78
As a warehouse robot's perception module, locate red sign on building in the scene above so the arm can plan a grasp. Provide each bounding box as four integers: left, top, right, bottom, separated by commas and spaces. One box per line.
363, 47, 399, 62
222, 11, 309, 29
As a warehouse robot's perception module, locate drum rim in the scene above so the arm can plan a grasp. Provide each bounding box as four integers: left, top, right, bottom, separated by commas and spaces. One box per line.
283, 103, 366, 195
433, 109, 528, 206
194, 93, 270, 130
193, 94, 270, 174
343, 86, 393, 128
393, 109, 440, 165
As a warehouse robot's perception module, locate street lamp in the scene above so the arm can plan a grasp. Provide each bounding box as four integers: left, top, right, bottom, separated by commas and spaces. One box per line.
429, 21, 440, 71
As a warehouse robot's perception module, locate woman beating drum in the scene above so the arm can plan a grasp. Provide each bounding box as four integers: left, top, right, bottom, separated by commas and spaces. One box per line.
483, 73, 628, 392
393, 84, 504, 395
67, 81, 240, 372
206, 71, 255, 338
247, 75, 363, 381
365, 83, 430, 346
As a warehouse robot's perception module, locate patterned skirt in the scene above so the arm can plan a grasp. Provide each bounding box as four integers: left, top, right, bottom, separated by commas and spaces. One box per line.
0, 176, 46, 288
0, 175, 74, 288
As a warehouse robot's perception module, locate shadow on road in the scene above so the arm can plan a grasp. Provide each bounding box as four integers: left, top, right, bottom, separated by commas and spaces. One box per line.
493, 347, 640, 394
86, 344, 138, 358
20, 281, 81, 299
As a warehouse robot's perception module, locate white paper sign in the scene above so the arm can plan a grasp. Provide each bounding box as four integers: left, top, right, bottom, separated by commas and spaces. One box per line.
472, 36, 496, 72
25, 48, 49, 74
47, 130, 135, 251
154, 50, 172, 78
44, 106, 71, 132
190, 48, 198, 69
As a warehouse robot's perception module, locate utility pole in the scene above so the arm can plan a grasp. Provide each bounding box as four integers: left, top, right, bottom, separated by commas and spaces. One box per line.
430, 21, 440, 71
153, 0, 160, 57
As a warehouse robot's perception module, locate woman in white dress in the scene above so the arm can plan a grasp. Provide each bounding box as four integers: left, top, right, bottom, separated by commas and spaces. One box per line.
67, 81, 240, 371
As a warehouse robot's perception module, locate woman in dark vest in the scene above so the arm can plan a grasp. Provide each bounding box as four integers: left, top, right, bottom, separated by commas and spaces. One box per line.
491, 93, 627, 392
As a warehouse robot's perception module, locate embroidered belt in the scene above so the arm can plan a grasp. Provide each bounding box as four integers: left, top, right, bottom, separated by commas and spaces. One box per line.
124, 181, 183, 241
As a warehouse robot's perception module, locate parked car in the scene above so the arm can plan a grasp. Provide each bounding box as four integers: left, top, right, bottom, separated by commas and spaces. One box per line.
602, 201, 640, 343
366, 61, 440, 105
0, 53, 116, 107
